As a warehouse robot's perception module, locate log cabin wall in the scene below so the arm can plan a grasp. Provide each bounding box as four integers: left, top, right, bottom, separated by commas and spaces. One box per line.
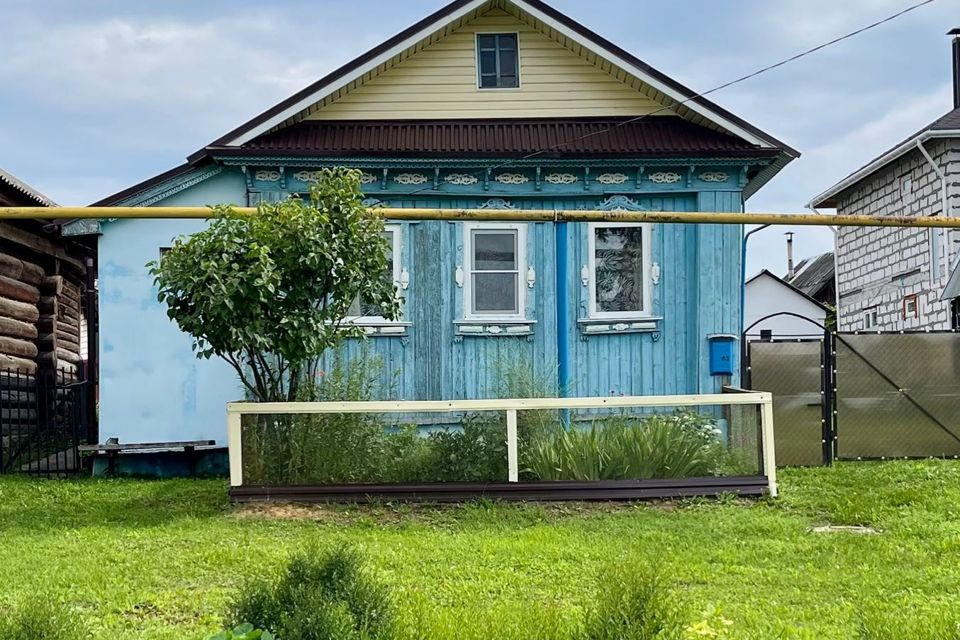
0, 184, 93, 380
0, 221, 89, 379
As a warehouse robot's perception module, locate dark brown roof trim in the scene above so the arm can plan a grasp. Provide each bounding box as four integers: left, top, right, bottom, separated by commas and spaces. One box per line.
90, 162, 196, 207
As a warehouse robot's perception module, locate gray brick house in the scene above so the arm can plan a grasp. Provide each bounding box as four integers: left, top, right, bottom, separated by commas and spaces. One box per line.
808, 31, 960, 332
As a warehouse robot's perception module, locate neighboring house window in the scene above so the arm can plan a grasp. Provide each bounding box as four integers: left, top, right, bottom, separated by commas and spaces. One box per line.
902, 294, 919, 319
588, 223, 652, 319
476, 33, 519, 89
951, 298, 960, 330
464, 223, 526, 319
347, 226, 402, 322
863, 306, 878, 330
901, 177, 913, 198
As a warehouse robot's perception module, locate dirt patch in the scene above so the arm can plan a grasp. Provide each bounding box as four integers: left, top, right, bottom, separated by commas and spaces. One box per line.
809, 524, 880, 535
228, 499, 675, 525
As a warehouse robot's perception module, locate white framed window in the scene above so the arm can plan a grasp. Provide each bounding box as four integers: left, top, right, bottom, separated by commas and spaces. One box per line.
347, 225, 402, 323
863, 307, 878, 329
588, 223, 652, 319
902, 294, 919, 319
476, 32, 521, 89
463, 223, 526, 319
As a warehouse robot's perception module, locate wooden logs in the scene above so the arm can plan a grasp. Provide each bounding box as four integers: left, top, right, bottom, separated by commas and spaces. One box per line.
40, 275, 63, 296
38, 296, 57, 316
19, 260, 45, 286
0, 337, 38, 359
0, 254, 22, 280
0, 317, 38, 340
0, 296, 39, 323
0, 354, 36, 374
38, 348, 81, 366
0, 275, 40, 305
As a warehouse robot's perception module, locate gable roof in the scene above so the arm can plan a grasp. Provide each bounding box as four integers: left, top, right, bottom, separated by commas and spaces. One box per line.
95, 0, 797, 206
787, 251, 834, 299
809, 106, 960, 209
746, 269, 831, 313
193, 0, 797, 157
0, 168, 57, 207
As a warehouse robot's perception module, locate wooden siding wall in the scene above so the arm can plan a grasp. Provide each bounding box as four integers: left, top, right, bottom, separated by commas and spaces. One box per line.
320, 192, 743, 402
307, 8, 671, 120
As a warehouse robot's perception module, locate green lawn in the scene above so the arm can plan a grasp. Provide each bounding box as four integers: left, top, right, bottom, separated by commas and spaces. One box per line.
2, 461, 960, 639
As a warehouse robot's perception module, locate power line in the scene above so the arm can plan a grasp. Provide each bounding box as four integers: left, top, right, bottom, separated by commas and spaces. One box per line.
398, 0, 937, 199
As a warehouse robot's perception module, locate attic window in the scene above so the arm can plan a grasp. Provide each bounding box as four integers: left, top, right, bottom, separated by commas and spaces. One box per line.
477, 33, 519, 89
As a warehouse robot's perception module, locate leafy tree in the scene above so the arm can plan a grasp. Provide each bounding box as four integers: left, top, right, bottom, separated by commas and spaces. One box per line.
149, 168, 400, 402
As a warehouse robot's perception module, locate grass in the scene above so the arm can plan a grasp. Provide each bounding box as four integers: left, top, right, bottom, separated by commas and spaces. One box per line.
2, 461, 960, 638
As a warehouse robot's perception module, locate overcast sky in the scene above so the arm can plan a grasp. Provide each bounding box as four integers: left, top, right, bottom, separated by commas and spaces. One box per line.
1, 0, 957, 274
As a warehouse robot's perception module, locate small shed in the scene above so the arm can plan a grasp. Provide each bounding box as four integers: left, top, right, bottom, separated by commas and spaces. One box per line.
745, 270, 829, 339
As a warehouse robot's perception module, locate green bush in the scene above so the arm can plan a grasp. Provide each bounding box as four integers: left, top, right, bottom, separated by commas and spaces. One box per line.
206, 623, 275, 640
582, 561, 685, 640
426, 413, 509, 482
0, 598, 88, 640
242, 352, 396, 485
525, 411, 729, 481
230, 545, 395, 640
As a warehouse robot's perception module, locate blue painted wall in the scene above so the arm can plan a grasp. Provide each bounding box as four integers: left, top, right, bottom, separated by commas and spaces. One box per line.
98, 164, 748, 444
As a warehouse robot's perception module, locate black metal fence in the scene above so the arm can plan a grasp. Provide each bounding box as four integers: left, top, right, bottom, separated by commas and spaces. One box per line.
744, 331, 960, 466
0, 367, 89, 475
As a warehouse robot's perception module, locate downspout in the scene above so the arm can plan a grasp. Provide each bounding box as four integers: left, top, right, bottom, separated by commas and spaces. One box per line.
808, 205, 841, 324
917, 137, 947, 284
555, 221, 569, 399
741, 224, 771, 335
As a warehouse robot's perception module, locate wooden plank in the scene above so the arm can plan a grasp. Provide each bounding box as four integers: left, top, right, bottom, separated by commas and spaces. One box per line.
0, 337, 37, 359
0, 222, 83, 271
0, 316, 37, 340
0, 296, 39, 323
79, 440, 215, 453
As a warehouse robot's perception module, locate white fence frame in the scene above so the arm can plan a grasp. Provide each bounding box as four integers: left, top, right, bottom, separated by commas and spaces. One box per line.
227, 392, 777, 496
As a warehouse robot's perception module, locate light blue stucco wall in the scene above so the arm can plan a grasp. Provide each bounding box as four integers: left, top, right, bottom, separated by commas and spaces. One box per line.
99, 171, 246, 444
98, 164, 749, 444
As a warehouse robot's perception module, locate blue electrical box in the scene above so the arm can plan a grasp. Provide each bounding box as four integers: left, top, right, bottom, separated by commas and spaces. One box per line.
707, 334, 737, 376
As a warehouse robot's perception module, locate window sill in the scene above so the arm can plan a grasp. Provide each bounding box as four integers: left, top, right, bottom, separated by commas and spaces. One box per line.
578, 317, 661, 335
344, 321, 411, 337
454, 319, 536, 338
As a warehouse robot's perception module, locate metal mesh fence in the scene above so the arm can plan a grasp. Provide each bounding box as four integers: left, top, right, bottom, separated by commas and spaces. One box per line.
747, 340, 826, 466
835, 333, 960, 459
745, 331, 960, 465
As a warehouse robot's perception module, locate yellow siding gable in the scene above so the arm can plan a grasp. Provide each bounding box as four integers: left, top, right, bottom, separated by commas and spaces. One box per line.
307, 8, 673, 121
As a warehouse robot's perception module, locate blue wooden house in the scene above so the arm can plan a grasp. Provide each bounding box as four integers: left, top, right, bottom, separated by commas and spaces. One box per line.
82, 0, 797, 445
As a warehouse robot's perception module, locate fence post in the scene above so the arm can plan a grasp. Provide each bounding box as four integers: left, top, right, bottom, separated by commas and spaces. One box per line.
821, 331, 835, 466
227, 406, 243, 487
506, 409, 518, 483
760, 392, 778, 497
